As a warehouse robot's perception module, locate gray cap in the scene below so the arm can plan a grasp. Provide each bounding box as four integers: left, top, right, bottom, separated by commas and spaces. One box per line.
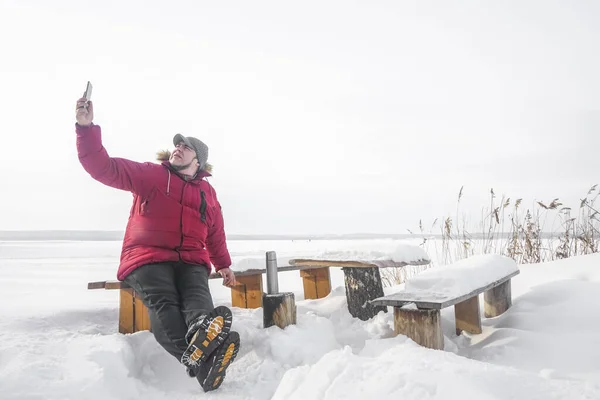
173, 134, 209, 170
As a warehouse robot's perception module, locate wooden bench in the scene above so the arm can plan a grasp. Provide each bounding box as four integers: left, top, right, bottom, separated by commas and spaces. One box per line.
288, 258, 431, 321
88, 254, 430, 333
370, 254, 519, 350
88, 264, 333, 334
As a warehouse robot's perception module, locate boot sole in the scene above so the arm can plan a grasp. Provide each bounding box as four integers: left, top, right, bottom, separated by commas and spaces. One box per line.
181, 306, 232, 369
201, 331, 240, 392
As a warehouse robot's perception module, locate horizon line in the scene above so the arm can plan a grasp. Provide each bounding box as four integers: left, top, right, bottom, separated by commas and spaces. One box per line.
0, 229, 564, 241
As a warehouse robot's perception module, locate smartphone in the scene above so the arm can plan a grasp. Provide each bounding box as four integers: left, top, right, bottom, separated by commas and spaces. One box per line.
84, 81, 93, 101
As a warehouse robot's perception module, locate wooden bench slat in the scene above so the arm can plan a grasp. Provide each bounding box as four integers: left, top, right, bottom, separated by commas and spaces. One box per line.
87, 281, 107, 289
105, 281, 125, 290
289, 258, 430, 269
88, 272, 242, 291
88, 257, 432, 292
370, 270, 520, 310
87, 263, 353, 291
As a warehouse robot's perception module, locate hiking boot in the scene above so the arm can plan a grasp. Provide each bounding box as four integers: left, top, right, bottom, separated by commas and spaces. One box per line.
197, 331, 240, 392
180, 306, 233, 369
186, 366, 198, 378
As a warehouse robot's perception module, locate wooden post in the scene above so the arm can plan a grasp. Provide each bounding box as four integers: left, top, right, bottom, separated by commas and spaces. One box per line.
134, 293, 152, 332
484, 279, 512, 318
119, 289, 135, 334
300, 267, 332, 300
231, 274, 263, 309
394, 307, 444, 350
342, 267, 387, 321
263, 292, 296, 329
119, 289, 151, 334
454, 295, 482, 335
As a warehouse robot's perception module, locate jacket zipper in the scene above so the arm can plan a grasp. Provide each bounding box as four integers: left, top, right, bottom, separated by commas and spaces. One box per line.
177, 182, 187, 261
200, 191, 207, 223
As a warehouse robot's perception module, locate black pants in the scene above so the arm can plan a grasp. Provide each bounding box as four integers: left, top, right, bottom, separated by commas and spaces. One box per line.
124, 261, 215, 361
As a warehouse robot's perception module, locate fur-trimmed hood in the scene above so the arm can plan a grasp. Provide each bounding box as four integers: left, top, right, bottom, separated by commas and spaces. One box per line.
156, 150, 213, 173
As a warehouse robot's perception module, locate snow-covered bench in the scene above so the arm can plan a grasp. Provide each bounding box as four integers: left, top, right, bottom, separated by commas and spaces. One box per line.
370, 254, 519, 350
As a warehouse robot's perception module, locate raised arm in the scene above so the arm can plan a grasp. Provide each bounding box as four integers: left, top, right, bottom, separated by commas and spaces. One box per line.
75, 97, 151, 194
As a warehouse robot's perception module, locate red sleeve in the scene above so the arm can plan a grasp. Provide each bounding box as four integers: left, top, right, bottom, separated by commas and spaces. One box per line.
206, 198, 232, 271
76, 123, 151, 195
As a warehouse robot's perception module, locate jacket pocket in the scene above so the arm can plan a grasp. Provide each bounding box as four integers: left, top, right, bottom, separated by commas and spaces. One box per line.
139, 187, 157, 215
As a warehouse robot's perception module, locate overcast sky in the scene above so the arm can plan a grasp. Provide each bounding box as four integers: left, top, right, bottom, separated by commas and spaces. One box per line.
0, 1, 598, 235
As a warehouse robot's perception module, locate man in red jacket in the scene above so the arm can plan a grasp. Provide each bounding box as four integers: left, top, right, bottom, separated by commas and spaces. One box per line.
75, 96, 239, 392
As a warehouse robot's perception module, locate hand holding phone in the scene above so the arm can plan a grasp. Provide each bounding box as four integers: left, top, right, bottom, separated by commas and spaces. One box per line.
76, 81, 94, 126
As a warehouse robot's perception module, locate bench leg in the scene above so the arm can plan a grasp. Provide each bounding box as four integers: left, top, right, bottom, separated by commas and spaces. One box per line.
343, 267, 387, 321
119, 289, 135, 334
484, 279, 512, 318
454, 295, 482, 335
394, 307, 444, 350
134, 294, 152, 332
300, 267, 332, 300
231, 275, 263, 309
119, 288, 152, 334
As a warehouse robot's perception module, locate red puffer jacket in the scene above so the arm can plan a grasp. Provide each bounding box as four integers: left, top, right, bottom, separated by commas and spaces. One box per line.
76, 123, 232, 281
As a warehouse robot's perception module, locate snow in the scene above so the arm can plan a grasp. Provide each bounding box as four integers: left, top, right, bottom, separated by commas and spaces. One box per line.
229, 239, 430, 272
1, 239, 599, 399
402, 254, 519, 299
298, 242, 430, 264
272, 342, 595, 400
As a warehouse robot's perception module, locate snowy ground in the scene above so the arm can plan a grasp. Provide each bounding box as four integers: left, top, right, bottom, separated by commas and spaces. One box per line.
1, 239, 599, 399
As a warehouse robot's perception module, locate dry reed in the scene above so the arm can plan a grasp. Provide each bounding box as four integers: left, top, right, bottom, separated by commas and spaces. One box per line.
381, 185, 600, 287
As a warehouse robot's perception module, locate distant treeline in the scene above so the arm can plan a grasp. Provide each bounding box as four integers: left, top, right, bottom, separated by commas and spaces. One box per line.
0, 230, 563, 242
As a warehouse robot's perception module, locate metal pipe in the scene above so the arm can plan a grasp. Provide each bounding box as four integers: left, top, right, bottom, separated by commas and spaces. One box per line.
266, 251, 279, 294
